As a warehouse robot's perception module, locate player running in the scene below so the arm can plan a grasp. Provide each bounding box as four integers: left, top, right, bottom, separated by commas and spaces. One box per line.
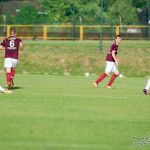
93, 35, 122, 88
0, 28, 23, 90
143, 79, 150, 95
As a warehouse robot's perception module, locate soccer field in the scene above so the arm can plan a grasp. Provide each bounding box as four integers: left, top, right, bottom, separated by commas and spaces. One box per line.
0, 74, 150, 150
4, 40, 149, 77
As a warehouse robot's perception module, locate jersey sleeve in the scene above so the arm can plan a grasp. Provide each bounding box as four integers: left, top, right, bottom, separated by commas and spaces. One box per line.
18, 38, 22, 43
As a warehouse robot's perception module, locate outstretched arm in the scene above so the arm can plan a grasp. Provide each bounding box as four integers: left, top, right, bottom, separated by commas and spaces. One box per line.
18, 42, 24, 61
19, 42, 23, 51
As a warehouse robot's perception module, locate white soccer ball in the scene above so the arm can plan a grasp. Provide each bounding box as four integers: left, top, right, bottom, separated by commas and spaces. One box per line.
85, 72, 90, 77
119, 73, 123, 78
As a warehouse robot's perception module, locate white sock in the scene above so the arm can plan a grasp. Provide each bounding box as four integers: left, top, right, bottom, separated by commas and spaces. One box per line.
145, 79, 150, 90
0, 86, 5, 92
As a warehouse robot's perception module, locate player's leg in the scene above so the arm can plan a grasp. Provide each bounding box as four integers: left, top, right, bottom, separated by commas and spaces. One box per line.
93, 61, 112, 88
4, 58, 13, 89
145, 79, 150, 90
6, 67, 12, 89
10, 59, 18, 88
10, 67, 16, 88
107, 63, 119, 88
93, 73, 107, 88
143, 79, 150, 95
10, 68, 15, 88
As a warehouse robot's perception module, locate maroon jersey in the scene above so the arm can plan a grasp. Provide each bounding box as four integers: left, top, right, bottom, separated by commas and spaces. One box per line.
1, 36, 22, 59
106, 42, 118, 62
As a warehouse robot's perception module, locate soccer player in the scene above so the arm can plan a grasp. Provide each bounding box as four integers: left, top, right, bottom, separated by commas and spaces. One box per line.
143, 79, 150, 95
0, 28, 23, 89
93, 35, 122, 88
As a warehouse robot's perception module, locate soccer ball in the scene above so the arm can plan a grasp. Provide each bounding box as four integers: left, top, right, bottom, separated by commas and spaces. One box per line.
119, 73, 123, 78
85, 72, 90, 77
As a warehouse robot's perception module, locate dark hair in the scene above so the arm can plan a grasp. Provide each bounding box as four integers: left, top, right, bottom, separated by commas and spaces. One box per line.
10, 28, 16, 34
115, 34, 121, 39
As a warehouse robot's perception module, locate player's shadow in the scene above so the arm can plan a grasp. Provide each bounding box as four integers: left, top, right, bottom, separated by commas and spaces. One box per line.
12, 87, 24, 90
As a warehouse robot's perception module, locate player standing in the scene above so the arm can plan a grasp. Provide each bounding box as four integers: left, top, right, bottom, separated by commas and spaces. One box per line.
143, 79, 150, 95
93, 35, 122, 88
0, 28, 23, 89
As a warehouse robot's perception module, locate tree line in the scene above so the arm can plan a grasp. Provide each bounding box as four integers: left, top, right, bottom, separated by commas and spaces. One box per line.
0, 0, 149, 25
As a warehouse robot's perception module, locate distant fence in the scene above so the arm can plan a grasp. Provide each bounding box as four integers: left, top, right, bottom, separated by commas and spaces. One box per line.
0, 25, 150, 40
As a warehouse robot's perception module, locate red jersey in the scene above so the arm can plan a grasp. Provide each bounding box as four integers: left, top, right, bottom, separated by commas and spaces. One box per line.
1, 36, 22, 59
106, 42, 118, 62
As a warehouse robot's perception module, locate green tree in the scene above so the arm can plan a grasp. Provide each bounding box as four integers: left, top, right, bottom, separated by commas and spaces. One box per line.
78, 0, 100, 22
37, 0, 78, 23
5, 12, 14, 24
0, 16, 3, 25
16, 4, 38, 24
108, 0, 139, 24
37, 0, 141, 25
37, 0, 102, 24
132, 0, 147, 9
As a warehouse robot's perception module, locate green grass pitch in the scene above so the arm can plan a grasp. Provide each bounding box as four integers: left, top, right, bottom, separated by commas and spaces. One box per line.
0, 74, 150, 150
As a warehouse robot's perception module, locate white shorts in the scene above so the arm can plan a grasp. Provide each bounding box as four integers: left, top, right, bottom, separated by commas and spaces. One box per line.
105, 61, 118, 73
4, 58, 18, 68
